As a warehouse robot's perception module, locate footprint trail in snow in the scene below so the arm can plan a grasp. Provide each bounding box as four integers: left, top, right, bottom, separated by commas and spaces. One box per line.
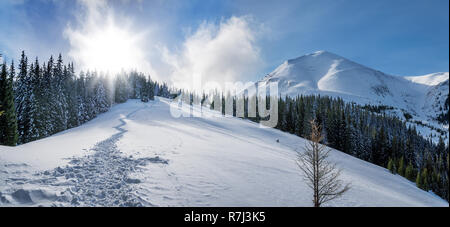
2, 105, 168, 207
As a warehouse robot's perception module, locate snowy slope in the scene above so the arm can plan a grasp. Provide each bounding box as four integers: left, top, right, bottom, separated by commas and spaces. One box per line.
0, 98, 447, 207
258, 51, 449, 140
404, 72, 449, 86
422, 80, 449, 122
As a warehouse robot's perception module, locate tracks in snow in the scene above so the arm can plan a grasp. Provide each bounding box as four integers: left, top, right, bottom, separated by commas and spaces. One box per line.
2, 103, 168, 207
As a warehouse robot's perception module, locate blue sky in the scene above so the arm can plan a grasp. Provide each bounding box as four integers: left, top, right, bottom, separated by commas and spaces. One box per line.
0, 0, 448, 83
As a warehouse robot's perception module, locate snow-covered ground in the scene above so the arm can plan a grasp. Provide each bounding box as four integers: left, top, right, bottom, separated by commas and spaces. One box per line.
0, 98, 448, 207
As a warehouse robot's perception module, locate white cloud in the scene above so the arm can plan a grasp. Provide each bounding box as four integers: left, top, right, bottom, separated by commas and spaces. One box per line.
162, 16, 263, 91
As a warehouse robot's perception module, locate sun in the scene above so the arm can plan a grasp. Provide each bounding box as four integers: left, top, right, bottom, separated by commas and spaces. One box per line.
67, 17, 149, 75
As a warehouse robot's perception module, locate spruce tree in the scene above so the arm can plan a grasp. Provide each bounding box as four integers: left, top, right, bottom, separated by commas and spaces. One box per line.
65, 63, 79, 128
27, 59, 42, 141
148, 77, 155, 101
398, 157, 405, 176
94, 79, 110, 112
140, 78, 149, 102
416, 170, 422, 189
42, 55, 56, 136
52, 54, 68, 132
387, 158, 396, 174
15, 51, 30, 144
405, 162, 414, 181
0, 61, 18, 146
421, 168, 429, 191
0, 61, 6, 142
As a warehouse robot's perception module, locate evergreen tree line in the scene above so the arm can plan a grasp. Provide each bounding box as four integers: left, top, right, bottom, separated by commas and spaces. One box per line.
276, 95, 449, 201
0, 51, 171, 146
194, 92, 449, 201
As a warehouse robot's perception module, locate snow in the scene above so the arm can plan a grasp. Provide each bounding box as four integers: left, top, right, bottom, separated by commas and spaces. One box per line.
422, 80, 449, 120
0, 98, 448, 207
258, 51, 449, 141
404, 72, 449, 86
0, 101, 141, 171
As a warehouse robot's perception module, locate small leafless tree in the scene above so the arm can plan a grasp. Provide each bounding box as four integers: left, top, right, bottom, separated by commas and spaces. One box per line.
297, 119, 350, 207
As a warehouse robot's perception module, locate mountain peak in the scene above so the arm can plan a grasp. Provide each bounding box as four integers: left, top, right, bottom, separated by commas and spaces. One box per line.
311, 50, 333, 56
285, 50, 350, 65
259, 51, 449, 140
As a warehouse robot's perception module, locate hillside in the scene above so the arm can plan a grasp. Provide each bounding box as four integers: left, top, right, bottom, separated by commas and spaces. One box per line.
0, 98, 447, 207
257, 51, 449, 140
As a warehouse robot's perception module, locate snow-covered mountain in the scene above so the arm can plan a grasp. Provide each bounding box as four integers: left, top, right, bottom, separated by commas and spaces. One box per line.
258, 51, 449, 140
0, 98, 447, 206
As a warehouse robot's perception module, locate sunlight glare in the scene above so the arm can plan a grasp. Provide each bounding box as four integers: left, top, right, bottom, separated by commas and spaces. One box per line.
72, 19, 147, 75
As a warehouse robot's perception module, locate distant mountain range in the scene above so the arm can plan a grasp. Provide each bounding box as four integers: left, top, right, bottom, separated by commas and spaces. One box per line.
257, 51, 449, 140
